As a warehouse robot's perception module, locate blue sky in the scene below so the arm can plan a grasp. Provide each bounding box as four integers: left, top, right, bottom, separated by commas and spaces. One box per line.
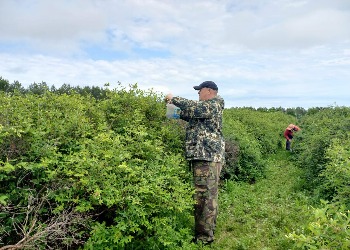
1, 0, 350, 108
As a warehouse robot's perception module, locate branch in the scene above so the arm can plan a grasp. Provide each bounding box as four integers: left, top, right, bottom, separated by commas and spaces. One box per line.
0, 189, 91, 250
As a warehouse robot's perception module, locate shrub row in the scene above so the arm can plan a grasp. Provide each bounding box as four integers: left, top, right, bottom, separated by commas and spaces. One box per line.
288, 106, 350, 249
222, 107, 296, 182
0, 88, 194, 249
293, 106, 350, 194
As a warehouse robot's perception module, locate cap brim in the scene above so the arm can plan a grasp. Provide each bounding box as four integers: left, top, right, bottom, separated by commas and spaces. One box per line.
193, 86, 201, 90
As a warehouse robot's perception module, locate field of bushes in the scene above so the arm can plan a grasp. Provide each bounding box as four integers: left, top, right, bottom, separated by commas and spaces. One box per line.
0, 77, 349, 249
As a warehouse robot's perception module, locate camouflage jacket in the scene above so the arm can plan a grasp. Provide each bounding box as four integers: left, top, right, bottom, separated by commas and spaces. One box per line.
172, 96, 225, 163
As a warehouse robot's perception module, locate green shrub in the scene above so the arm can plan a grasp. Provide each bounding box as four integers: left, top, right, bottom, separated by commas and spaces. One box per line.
0, 92, 104, 248
0, 89, 195, 249
295, 106, 350, 192
319, 136, 350, 209
222, 114, 265, 182
287, 201, 350, 250
222, 108, 294, 182
225, 108, 296, 155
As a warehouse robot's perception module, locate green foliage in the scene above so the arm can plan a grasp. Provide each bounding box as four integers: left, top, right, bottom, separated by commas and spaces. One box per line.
222, 108, 295, 182
0, 77, 25, 93
222, 116, 264, 182
287, 201, 350, 250
71, 129, 194, 249
285, 107, 308, 119
0, 76, 109, 99
216, 151, 311, 249
319, 136, 350, 209
286, 107, 350, 250
2, 76, 350, 249
295, 106, 350, 192
0, 92, 104, 248
255, 106, 307, 119
100, 84, 164, 133
0, 88, 194, 249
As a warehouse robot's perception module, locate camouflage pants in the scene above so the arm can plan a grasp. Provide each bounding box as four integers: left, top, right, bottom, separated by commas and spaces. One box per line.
191, 160, 222, 243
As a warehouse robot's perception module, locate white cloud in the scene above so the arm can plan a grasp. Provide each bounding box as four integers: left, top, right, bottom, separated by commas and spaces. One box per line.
0, 0, 350, 108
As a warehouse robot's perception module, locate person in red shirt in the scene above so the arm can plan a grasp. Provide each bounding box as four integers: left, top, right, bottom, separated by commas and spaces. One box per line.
284, 124, 300, 151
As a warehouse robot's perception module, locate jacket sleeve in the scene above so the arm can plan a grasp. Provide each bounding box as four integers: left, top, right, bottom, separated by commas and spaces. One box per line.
172, 97, 219, 120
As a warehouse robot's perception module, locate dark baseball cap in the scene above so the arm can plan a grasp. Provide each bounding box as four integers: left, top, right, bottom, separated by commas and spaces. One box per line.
193, 81, 218, 91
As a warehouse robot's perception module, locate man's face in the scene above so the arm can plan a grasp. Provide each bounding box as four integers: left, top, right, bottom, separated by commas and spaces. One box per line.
198, 87, 213, 101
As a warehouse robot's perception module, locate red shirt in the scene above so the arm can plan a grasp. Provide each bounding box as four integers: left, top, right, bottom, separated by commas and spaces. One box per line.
284, 129, 294, 140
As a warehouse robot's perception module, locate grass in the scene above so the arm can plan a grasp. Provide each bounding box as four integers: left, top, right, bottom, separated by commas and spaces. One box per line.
203, 150, 312, 250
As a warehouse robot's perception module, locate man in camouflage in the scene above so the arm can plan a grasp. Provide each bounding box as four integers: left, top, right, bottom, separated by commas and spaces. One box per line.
165, 81, 225, 244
